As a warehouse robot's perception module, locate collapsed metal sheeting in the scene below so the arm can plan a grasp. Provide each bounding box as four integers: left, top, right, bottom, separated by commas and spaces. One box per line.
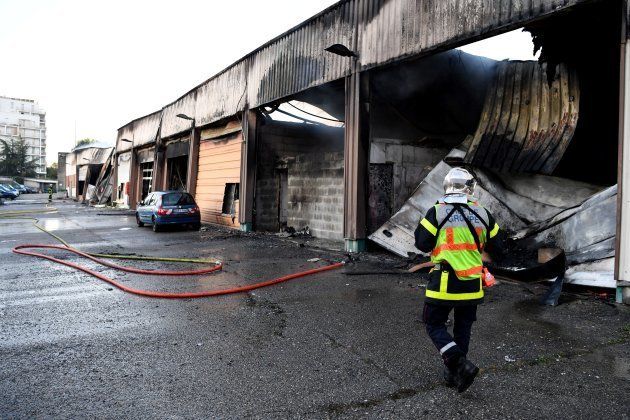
369, 155, 601, 256
368, 151, 615, 287
465, 61, 580, 174
369, 160, 525, 258
514, 185, 617, 266
91, 150, 114, 205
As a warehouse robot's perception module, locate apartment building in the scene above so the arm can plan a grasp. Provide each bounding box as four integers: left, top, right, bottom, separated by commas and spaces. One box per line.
0, 95, 47, 176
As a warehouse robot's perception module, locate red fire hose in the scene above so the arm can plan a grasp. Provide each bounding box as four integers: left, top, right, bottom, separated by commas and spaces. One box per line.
12, 244, 344, 299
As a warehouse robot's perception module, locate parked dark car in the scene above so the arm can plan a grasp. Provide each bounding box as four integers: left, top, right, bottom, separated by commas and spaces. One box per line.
2, 180, 26, 194
135, 191, 201, 232
15, 184, 29, 193
0, 184, 19, 200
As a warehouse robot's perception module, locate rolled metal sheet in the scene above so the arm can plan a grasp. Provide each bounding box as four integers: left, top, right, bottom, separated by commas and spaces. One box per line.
465, 61, 579, 174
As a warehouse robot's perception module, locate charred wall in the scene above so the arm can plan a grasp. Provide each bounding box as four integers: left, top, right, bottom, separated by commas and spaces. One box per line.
369, 139, 449, 222
366, 50, 496, 232
255, 120, 344, 239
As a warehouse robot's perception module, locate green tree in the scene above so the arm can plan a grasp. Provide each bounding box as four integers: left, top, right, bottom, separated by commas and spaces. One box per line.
0, 138, 38, 177
75, 138, 96, 148
47, 162, 58, 179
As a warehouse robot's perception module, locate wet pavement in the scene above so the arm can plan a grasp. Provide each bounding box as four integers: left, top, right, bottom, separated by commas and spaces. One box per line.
1, 198, 629, 418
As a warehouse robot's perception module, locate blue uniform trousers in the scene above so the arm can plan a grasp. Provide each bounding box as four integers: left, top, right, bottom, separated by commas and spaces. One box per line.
423, 302, 477, 369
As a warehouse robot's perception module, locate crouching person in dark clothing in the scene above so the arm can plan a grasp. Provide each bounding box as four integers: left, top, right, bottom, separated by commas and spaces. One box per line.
414, 167, 501, 393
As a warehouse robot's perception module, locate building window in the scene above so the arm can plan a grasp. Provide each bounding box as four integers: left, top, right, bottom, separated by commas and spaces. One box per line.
140, 162, 154, 200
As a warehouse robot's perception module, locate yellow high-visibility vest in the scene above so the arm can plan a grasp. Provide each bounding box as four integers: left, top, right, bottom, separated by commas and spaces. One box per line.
419, 200, 499, 302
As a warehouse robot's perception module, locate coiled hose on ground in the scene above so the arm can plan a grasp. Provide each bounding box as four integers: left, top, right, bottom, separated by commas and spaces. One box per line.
2, 207, 343, 299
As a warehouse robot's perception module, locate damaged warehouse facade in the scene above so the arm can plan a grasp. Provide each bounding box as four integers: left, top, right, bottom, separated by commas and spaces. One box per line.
111, 0, 630, 303
61, 142, 113, 203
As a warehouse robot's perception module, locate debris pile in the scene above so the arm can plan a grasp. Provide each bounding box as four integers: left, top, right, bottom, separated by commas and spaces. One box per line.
370, 144, 615, 288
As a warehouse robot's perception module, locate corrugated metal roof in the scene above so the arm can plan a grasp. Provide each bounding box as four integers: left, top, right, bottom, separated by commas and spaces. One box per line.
119, 0, 594, 141
71, 141, 112, 152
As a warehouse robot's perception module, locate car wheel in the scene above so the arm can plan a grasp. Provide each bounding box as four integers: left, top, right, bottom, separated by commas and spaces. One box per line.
152, 218, 160, 232
136, 214, 144, 227
192, 223, 201, 231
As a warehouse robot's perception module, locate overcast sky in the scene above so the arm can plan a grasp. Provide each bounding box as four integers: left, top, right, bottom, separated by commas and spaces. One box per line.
0, 0, 535, 166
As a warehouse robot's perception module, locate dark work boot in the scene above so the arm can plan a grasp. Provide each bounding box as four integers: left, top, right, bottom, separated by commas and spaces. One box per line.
455, 358, 479, 393
443, 366, 456, 387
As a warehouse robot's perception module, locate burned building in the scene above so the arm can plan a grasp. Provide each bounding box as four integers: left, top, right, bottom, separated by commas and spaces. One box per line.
62, 142, 113, 202
113, 0, 630, 302
114, 111, 161, 208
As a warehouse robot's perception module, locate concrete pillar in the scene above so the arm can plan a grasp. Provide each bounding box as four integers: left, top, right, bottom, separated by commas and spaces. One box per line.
57, 152, 67, 192
111, 152, 117, 205
152, 147, 166, 192
129, 150, 139, 209
239, 110, 258, 232
186, 127, 200, 196
343, 71, 370, 253
617, 2, 630, 304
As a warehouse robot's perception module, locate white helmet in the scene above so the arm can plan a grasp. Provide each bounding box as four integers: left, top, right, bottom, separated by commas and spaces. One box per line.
443, 167, 476, 195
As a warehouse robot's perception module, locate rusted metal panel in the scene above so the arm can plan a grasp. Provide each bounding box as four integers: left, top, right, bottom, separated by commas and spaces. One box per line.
465, 61, 579, 173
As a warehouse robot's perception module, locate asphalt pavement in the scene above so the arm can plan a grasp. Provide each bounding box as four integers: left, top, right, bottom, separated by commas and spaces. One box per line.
1, 197, 629, 419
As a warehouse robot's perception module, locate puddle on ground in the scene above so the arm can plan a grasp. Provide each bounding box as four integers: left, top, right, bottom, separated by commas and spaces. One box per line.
40, 219, 61, 231
512, 299, 562, 334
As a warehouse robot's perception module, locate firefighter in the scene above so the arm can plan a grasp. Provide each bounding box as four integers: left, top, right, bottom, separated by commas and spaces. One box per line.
414, 167, 501, 393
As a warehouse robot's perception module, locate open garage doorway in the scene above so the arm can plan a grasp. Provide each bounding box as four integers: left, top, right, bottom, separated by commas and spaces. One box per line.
367, 0, 622, 291
254, 80, 346, 240
166, 155, 187, 191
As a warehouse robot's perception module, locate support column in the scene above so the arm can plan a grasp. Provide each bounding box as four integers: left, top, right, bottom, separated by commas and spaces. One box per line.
343, 71, 370, 253
111, 152, 117, 206
239, 110, 258, 232
152, 147, 166, 192
128, 149, 138, 209
617, 2, 630, 304
186, 127, 200, 196
75, 165, 80, 200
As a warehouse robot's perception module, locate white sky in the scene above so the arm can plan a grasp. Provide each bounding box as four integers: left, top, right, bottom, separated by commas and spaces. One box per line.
0, 1, 536, 166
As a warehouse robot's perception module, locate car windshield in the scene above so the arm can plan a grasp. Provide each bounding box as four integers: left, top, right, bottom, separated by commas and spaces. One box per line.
161, 193, 195, 206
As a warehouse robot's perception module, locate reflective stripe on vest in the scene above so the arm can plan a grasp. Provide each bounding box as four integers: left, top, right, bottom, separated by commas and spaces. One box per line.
489, 222, 499, 238
431, 202, 489, 281
420, 217, 437, 236
425, 270, 484, 301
